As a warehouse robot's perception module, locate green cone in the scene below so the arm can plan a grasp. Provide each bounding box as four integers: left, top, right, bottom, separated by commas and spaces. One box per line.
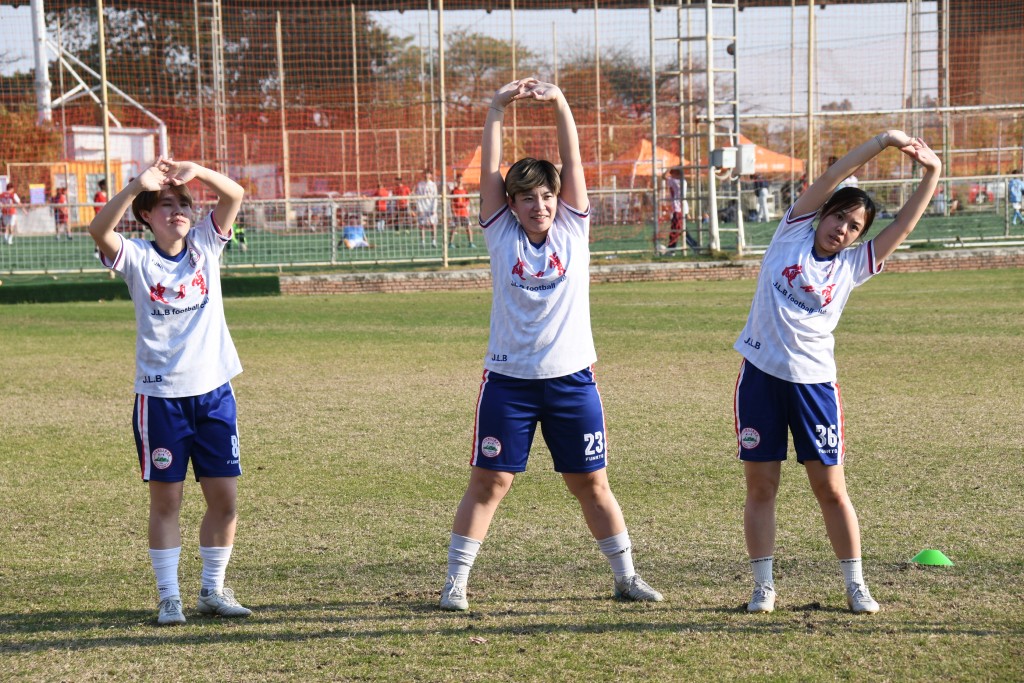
911, 549, 954, 566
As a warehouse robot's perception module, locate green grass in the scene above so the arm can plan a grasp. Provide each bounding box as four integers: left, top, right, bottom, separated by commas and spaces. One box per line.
1, 271, 1023, 681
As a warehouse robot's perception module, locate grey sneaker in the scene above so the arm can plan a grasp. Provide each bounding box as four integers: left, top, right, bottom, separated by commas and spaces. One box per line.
747, 583, 776, 613
439, 576, 469, 611
614, 574, 664, 602
196, 587, 252, 618
157, 596, 186, 625
846, 582, 880, 614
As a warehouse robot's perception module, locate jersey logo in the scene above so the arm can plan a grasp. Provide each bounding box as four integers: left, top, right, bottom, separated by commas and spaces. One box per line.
150, 283, 169, 304
781, 264, 803, 287
548, 252, 566, 277
192, 270, 208, 296
511, 258, 527, 281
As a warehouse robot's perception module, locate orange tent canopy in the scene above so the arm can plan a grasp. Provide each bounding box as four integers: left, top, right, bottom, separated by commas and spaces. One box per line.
733, 135, 805, 175
451, 146, 511, 187
603, 138, 683, 179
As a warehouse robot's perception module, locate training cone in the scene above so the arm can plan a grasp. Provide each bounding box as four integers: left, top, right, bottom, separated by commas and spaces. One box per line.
911, 549, 954, 566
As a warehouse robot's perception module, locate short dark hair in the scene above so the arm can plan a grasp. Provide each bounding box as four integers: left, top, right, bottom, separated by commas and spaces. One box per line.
819, 186, 877, 236
132, 185, 194, 231
504, 157, 560, 199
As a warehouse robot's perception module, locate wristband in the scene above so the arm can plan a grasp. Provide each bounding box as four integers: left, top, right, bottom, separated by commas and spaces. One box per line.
489, 106, 505, 114
874, 134, 886, 151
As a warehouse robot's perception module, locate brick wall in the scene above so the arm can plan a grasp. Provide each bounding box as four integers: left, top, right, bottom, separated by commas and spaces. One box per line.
279, 248, 1024, 296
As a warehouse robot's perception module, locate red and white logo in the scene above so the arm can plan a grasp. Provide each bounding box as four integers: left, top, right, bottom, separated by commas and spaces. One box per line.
152, 447, 174, 469
739, 428, 761, 449
480, 436, 502, 458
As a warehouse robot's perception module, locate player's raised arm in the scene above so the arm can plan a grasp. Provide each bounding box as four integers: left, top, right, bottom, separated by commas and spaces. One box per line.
480, 79, 536, 219
792, 130, 916, 218
870, 138, 941, 262
163, 161, 244, 234
88, 159, 170, 261
515, 81, 587, 212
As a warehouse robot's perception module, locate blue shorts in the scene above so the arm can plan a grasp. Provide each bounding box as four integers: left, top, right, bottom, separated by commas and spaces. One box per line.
471, 368, 608, 474
734, 360, 846, 465
133, 382, 242, 482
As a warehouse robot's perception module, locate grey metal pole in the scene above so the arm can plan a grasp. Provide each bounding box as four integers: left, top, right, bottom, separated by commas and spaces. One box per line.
276, 11, 291, 228
96, 0, 112, 192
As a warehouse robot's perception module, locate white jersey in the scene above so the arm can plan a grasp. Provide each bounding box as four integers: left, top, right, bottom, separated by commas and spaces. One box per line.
481, 200, 596, 379
415, 180, 437, 215
103, 213, 242, 397
734, 207, 882, 383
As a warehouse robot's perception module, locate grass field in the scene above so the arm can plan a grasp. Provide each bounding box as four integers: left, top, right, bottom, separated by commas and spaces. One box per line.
1, 270, 1023, 681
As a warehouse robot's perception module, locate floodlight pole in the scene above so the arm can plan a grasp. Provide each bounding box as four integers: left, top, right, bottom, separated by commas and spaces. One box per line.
96, 0, 112, 193
276, 12, 291, 228
806, 0, 815, 181
351, 3, 362, 193
31, 0, 52, 124
438, 0, 449, 268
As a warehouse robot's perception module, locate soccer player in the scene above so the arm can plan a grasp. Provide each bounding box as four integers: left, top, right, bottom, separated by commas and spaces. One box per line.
439, 78, 663, 611
415, 169, 439, 247
734, 131, 940, 614
89, 158, 253, 626
0, 182, 21, 245
447, 173, 475, 248
52, 186, 71, 240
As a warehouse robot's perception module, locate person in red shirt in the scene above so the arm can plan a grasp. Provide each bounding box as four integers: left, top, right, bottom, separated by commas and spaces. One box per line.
448, 173, 475, 248
391, 176, 411, 232
52, 186, 71, 240
93, 179, 109, 255
94, 179, 109, 205
0, 182, 21, 245
371, 181, 390, 231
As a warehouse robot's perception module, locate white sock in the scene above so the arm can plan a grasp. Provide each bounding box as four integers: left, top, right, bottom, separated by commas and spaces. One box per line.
199, 545, 233, 592
447, 533, 482, 584
597, 530, 635, 580
840, 558, 865, 589
149, 547, 181, 601
751, 556, 774, 587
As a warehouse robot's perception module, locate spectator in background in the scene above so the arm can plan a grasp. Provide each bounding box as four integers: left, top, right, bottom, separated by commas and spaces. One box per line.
392, 176, 411, 232
448, 173, 475, 248
1, 181, 21, 245
1008, 170, 1023, 226
663, 168, 696, 252
371, 181, 390, 232
933, 186, 947, 215
415, 169, 438, 248
53, 186, 71, 240
93, 179, 109, 256
754, 174, 771, 223
94, 179, 109, 206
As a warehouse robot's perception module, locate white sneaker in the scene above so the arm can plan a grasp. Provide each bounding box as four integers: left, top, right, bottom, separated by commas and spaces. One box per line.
157, 596, 186, 625
439, 575, 469, 611
614, 574, 664, 602
846, 582, 880, 614
196, 587, 252, 617
747, 583, 776, 613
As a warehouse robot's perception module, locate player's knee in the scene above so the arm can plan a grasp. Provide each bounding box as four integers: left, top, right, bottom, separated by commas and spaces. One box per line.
745, 477, 779, 504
